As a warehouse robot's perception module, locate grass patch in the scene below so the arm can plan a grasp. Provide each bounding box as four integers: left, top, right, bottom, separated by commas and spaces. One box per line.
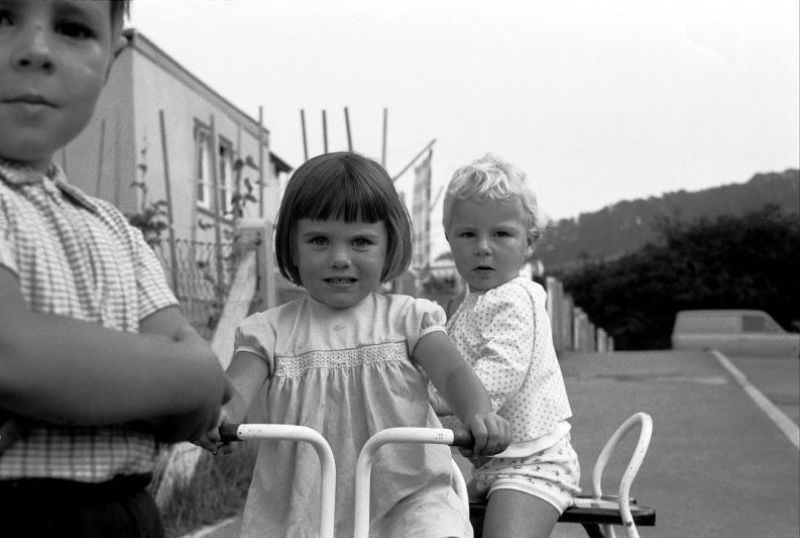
148, 444, 258, 538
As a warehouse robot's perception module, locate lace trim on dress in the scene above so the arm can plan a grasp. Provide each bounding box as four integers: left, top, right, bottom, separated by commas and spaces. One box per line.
275, 341, 408, 377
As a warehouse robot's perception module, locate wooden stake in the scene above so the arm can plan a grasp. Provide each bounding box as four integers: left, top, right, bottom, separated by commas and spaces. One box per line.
344, 106, 353, 151
300, 109, 308, 161
209, 115, 226, 299
381, 108, 388, 167
392, 138, 436, 182
322, 109, 328, 154
429, 184, 444, 212
258, 106, 265, 218
94, 118, 106, 197
113, 109, 121, 206
158, 110, 180, 294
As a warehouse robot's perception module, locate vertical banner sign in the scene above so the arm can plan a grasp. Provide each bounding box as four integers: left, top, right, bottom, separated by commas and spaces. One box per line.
411, 150, 432, 270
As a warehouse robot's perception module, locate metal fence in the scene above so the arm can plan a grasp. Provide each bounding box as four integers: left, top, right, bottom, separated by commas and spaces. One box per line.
151, 239, 242, 339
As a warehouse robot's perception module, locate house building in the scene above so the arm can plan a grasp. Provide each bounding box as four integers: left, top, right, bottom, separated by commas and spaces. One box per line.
61, 29, 292, 335
63, 28, 291, 241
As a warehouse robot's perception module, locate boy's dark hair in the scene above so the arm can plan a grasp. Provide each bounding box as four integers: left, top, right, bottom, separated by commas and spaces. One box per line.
275, 152, 413, 286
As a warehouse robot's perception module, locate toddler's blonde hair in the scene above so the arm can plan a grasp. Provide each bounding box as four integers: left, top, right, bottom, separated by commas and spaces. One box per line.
442, 154, 541, 240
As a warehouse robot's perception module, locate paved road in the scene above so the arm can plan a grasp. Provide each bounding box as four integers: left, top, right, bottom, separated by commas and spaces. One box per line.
192, 350, 799, 538
728, 355, 799, 425
551, 350, 799, 538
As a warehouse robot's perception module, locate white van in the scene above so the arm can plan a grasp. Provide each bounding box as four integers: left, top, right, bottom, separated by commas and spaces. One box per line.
671, 310, 800, 357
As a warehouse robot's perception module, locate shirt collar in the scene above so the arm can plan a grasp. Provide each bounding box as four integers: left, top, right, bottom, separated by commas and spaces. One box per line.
0, 158, 99, 213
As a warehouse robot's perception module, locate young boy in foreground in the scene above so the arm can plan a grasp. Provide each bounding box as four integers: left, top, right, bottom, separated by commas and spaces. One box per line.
0, 1, 229, 535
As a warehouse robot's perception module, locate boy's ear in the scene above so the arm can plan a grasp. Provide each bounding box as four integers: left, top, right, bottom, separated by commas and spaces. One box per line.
526, 232, 536, 258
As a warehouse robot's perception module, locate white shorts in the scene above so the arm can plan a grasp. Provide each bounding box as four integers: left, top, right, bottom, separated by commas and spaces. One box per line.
470, 434, 581, 514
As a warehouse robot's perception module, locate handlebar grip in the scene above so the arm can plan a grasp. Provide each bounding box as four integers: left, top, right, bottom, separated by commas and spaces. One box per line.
450, 429, 474, 448
218, 422, 240, 443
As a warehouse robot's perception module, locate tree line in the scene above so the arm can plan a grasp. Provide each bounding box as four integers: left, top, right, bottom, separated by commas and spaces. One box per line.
555, 205, 800, 350
538, 169, 799, 272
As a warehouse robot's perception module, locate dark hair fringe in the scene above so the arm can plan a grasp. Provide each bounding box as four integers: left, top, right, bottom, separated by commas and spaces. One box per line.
275, 152, 412, 286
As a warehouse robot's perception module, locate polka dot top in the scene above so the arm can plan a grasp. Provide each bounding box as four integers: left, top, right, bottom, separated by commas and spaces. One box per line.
447, 276, 573, 443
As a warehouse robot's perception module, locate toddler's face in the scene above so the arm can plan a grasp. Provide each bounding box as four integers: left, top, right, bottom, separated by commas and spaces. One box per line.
446, 197, 534, 291
0, 0, 115, 171
294, 218, 388, 309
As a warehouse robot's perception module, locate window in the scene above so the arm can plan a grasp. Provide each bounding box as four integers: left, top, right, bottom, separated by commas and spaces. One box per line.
195, 125, 212, 209
194, 123, 236, 218
218, 140, 234, 217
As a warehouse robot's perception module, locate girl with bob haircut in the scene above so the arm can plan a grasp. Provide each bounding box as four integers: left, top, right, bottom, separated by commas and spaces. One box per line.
275, 151, 411, 285
201, 152, 511, 538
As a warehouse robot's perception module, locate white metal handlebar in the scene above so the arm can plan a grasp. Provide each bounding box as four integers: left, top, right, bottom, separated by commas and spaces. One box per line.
222, 424, 337, 538
354, 427, 468, 538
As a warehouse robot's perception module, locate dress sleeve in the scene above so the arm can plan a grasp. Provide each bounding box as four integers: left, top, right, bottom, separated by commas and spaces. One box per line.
472, 287, 534, 412
234, 313, 275, 376
404, 297, 447, 354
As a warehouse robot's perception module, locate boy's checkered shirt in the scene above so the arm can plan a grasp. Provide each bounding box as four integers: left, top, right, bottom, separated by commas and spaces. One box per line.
0, 159, 178, 482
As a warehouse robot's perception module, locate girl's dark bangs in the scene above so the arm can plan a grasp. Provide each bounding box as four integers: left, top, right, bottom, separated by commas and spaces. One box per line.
299, 172, 386, 223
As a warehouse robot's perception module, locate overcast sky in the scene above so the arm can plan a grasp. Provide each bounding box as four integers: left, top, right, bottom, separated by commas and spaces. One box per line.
129, 0, 798, 257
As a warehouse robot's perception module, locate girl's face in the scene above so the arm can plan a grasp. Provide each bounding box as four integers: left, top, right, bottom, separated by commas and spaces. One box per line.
294, 218, 388, 309
446, 197, 534, 291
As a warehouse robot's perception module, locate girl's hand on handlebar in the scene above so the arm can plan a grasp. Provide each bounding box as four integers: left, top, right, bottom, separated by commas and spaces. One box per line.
192, 409, 236, 455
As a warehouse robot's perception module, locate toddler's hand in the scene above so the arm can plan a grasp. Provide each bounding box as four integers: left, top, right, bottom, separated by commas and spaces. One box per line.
463, 413, 511, 457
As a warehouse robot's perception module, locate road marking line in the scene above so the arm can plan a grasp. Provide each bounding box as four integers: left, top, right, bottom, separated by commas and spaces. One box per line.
712, 349, 799, 450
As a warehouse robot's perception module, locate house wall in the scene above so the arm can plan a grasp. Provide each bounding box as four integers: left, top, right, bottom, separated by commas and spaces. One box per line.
129, 32, 281, 243
62, 48, 138, 214
63, 31, 284, 243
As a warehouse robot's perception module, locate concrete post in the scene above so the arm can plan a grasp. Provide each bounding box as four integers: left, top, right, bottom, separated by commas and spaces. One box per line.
239, 218, 276, 310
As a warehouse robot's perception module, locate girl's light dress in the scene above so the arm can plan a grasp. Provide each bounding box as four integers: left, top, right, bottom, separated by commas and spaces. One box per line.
235, 292, 471, 538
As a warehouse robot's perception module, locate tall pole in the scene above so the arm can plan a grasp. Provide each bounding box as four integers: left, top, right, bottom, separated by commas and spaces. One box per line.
381, 107, 388, 167
258, 105, 265, 219
344, 106, 353, 151
158, 110, 180, 294
94, 118, 106, 197
209, 114, 226, 300
113, 109, 121, 206
391, 138, 436, 182
300, 109, 308, 161
322, 109, 328, 154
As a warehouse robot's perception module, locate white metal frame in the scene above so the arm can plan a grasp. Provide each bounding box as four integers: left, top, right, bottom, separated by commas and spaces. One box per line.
222, 424, 337, 538
572, 412, 653, 538
353, 427, 469, 538
223, 414, 653, 538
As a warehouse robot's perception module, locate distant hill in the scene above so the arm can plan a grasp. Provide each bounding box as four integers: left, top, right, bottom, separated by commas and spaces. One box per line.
536, 169, 799, 272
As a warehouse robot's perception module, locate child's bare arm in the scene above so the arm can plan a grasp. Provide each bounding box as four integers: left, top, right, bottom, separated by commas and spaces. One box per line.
414, 331, 511, 455
195, 350, 268, 452
0, 268, 227, 440
222, 350, 270, 422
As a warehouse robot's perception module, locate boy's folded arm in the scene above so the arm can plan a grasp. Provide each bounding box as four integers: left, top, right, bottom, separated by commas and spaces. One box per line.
0, 270, 227, 433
